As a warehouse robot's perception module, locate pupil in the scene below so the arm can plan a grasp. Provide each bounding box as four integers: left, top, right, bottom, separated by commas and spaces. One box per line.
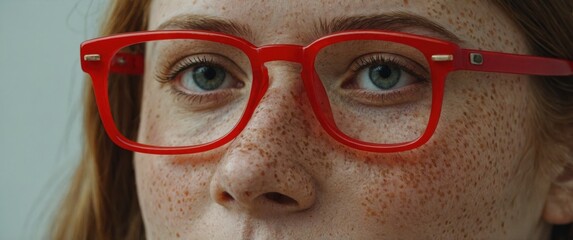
369, 64, 400, 90
202, 67, 216, 80
376, 65, 392, 78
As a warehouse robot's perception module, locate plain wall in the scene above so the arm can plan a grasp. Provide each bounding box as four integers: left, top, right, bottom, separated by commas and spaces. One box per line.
0, 0, 108, 238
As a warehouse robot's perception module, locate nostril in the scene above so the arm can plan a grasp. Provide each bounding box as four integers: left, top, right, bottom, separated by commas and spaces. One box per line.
264, 192, 298, 206
219, 191, 235, 202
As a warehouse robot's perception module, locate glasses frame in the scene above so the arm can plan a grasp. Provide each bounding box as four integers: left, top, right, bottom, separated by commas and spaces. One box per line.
81, 30, 573, 154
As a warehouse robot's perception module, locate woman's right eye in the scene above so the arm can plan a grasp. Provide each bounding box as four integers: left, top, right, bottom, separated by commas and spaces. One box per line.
156, 54, 246, 92
155, 55, 247, 108
178, 64, 235, 92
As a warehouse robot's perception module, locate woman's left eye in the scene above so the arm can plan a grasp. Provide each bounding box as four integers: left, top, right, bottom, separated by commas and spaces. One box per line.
353, 60, 421, 91
358, 64, 415, 90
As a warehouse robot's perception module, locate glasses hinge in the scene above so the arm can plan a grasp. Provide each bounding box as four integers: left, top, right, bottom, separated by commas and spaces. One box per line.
431, 54, 453, 62
84, 54, 101, 62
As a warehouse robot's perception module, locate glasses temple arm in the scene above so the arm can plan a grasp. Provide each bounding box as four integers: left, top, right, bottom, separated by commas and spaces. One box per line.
455, 49, 573, 77
110, 52, 144, 75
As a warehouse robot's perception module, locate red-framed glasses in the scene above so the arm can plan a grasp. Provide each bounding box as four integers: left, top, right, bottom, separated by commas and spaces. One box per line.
80, 30, 573, 154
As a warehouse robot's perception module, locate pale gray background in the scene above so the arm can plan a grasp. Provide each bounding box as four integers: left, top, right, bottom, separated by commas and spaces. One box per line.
1, 0, 108, 239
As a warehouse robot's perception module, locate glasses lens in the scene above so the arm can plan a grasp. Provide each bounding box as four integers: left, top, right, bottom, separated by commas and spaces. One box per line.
314, 40, 432, 145
108, 39, 252, 147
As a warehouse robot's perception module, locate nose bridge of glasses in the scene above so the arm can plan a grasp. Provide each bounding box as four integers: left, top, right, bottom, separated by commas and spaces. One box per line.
258, 44, 304, 63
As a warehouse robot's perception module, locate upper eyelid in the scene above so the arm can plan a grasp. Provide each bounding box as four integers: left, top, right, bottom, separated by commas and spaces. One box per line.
153, 52, 250, 82
350, 53, 429, 74
349, 54, 431, 83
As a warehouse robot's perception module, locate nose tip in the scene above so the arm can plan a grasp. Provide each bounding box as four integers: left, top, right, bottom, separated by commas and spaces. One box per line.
210, 151, 316, 216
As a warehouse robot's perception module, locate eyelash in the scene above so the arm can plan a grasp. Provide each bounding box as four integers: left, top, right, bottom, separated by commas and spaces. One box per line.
155, 56, 219, 83
167, 87, 233, 106
348, 54, 430, 83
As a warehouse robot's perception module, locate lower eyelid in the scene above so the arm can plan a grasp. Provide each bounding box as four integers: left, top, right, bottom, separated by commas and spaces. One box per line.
168, 87, 240, 111
339, 67, 422, 90
173, 70, 245, 93
337, 81, 430, 106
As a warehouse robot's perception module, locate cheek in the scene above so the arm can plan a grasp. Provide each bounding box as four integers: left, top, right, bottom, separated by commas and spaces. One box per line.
137, 80, 168, 145
135, 153, 218, 237
442, 72, 531, 166
357, 73, 534, 236
138, 75, 247, 147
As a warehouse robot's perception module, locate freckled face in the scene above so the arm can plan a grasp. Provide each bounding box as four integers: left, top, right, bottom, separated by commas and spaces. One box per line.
134, 0, 550, 239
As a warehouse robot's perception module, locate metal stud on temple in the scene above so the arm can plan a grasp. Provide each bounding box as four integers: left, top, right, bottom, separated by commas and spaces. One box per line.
470, 53, 483, 65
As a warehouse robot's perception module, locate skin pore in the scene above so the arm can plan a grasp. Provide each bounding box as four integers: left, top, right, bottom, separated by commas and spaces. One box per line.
133, 0, 557, 239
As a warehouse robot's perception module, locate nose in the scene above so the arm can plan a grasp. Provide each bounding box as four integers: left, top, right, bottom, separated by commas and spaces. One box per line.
210, 147, 316, 216
210, 63, 317, 216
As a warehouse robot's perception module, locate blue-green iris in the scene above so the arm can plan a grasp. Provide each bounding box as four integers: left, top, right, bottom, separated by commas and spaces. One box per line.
368, 65, 401, 90
189, 66, 226, 91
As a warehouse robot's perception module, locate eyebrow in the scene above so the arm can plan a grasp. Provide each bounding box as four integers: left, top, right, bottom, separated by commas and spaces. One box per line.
156, 14, 253, 39
156, 12, 462, 44
314, 12, 463, 43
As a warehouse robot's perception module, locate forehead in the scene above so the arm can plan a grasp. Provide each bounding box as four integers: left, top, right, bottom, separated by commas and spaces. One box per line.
148, 0, 523, 51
